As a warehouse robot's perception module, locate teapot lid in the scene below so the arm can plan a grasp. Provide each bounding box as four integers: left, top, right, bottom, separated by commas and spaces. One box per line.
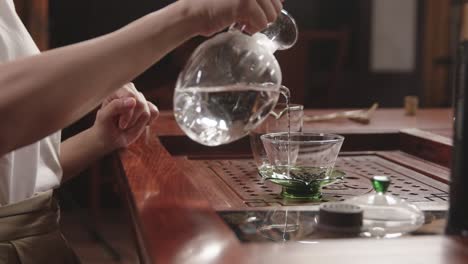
345, 175, 425, 237
261, 9, 298, 50
230, 9, 298, 52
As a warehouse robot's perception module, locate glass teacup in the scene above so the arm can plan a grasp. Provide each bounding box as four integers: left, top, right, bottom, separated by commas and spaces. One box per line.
249, 103, 304, 170
260, 132, 345, 200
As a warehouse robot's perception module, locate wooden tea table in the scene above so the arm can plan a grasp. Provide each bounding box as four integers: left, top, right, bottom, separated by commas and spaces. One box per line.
115, 108, 468, 264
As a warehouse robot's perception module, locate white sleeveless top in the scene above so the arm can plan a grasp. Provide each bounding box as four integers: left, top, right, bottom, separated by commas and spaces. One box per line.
0, 0, 62, 205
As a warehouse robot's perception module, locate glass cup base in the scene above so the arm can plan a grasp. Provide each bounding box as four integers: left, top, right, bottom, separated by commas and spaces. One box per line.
264, 169, 346, 201
280, 185, 322, 201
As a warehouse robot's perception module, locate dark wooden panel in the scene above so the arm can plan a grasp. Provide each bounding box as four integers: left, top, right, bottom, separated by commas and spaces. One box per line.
159, 132, 400, 158
422, 0, 451, 107
399, 128, 452, 168
154, 108, 453, 136
13, 0, 49, 50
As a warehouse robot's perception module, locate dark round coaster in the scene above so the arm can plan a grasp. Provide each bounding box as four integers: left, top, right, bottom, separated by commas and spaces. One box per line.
318, 202, 363, 233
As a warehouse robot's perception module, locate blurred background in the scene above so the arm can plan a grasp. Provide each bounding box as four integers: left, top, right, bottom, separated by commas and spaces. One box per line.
17, 0, 453, 110
11, 0, 454, 262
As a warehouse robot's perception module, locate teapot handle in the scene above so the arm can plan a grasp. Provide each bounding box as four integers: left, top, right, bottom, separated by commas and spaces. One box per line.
279, 85, 291, 100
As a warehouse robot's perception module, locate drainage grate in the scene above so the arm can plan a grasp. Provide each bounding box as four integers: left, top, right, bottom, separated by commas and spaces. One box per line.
200, 154, 449, 207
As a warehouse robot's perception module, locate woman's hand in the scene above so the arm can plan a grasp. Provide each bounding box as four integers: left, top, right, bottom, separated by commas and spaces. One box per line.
184, 0, 283, 36
91, 83, 159, 150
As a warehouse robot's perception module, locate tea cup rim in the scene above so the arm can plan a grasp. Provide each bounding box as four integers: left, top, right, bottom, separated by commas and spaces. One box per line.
260, 132, 344, 144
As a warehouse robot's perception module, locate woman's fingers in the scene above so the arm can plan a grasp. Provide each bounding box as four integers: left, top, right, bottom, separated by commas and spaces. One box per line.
127, 91, 150, 128
118, 107, 135, 129
241, 0, 284, 34
98, 97, 135, 124
244, 1, 269, 34
122, 112, 151, 145
147, 101, 159, 124
271, 0, 283, 13
257, 0, 279, 23
194, 0, 283, 36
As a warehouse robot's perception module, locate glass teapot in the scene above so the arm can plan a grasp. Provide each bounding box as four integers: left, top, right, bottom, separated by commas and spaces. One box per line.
173, 10, 298, 146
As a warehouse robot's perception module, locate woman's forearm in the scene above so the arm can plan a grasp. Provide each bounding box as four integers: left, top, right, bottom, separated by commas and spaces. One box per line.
0, 1, 199, 155
59, 128, 112, 182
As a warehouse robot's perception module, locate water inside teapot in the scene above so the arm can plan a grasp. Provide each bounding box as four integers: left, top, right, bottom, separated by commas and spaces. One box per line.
174, 83, 285, 146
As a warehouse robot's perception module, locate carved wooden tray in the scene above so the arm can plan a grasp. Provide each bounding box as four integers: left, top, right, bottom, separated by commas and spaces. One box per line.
176, 150, 449, 210
166, 130, 451, 210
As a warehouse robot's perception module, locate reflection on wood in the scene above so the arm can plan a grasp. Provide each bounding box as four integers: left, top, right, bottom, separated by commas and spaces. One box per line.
117, 131, 240, 263
241, 236, 468, 263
